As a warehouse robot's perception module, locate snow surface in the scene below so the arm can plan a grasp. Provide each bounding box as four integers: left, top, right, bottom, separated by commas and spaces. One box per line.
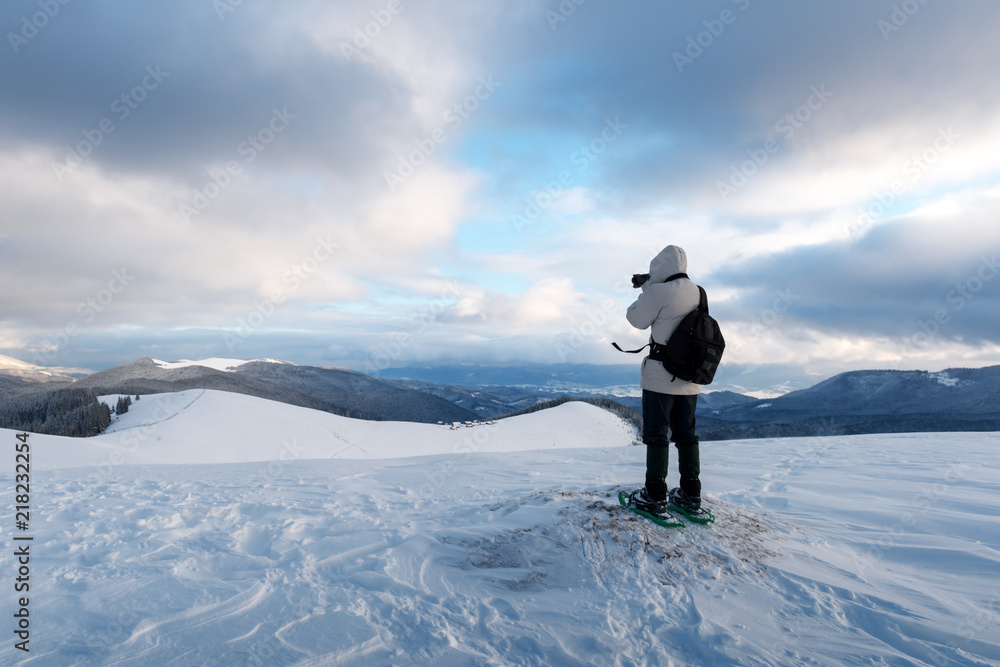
57, 390, 635, 468
0, 354, 91, 379
149, 358, 293, 372
0, 354, 34, 370
2, 391, 999, 665
929, 371, 961, 388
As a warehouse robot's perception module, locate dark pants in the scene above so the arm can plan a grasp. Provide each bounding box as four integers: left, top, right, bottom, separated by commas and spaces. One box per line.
642, 389, 700, 500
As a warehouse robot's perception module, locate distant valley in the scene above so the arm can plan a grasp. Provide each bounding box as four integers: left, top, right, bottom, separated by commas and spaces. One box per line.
378, 363, 1000, 439
2, 355, 998, 440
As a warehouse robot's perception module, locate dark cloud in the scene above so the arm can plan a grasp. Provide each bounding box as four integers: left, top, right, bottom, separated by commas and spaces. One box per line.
5, 0, 998, 198
467, 0, 1000, 209
2, 0, 999, 387
0, 0, 412, 184
710, 212, 1000, 343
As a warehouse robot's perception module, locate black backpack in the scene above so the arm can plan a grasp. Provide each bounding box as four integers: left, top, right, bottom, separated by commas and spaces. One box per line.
613, 284, 726, 385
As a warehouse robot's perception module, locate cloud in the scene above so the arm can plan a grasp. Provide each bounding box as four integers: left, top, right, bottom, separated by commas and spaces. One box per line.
0, 1, 419, 183
2, 0, 1000, 390
706, 186, 1000, 370
447, 277, 582, 326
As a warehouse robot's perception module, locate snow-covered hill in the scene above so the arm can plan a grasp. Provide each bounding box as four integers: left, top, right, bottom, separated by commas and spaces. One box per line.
72, 357, 480, 424
32, 389, 633, 469
0, 353, 91, 387
1, 392, 998, 665
701, 366, 1000, 439
149, 357, 295, 372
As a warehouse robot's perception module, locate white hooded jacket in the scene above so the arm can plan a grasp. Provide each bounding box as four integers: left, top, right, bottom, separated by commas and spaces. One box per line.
626, 245, 702, 396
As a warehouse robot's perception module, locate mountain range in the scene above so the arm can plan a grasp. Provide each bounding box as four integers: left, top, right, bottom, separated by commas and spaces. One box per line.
0, 353, 91, 390
697, 366, 1000, 439
2, 354, 998, 439
1, 357, 478, 424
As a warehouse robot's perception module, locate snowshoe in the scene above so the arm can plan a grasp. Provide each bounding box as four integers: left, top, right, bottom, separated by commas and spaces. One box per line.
618, 490, 683, 528
667, 487, 715, 524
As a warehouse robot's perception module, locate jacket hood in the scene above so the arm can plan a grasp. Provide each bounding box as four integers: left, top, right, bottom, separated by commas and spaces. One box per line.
648, 245, 688, 284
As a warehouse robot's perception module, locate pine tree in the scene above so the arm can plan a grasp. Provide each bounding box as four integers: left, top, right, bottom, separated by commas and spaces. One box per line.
0, 388, 117, 437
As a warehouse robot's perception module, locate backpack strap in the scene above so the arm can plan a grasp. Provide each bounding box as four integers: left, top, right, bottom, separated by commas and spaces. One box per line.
612, 283, 708, 355
612, 340, 671, 361
611, 342, 650, 354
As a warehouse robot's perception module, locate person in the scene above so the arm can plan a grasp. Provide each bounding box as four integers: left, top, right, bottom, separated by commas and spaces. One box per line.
625, 245, 703, 515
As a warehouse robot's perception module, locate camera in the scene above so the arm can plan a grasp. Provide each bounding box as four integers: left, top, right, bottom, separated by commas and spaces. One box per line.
631, 273, 650, 288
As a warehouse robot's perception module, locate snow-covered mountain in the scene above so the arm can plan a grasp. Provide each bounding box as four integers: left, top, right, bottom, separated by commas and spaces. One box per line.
373, 363, 1000, 438
0, 353, 91, 390
1, 390, 997, 665
148, 357, 293, 372
373, 362, 641, 394
69, 357, 479, 424
8, 356, 1000, 440
699, 365, 1000, 439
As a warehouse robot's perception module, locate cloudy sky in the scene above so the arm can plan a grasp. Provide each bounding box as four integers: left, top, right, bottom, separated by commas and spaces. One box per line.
2, 0, 999, 394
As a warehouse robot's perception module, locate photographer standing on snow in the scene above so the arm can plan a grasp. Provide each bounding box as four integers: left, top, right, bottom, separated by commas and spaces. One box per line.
621, 245, 706, 517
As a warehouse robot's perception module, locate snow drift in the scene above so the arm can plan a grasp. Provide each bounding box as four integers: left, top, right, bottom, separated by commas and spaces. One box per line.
1, 391, 998, 665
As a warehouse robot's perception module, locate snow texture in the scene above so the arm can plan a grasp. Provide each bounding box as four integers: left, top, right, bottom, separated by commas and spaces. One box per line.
2, 391, 998, 665
149, 358, 293, 373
